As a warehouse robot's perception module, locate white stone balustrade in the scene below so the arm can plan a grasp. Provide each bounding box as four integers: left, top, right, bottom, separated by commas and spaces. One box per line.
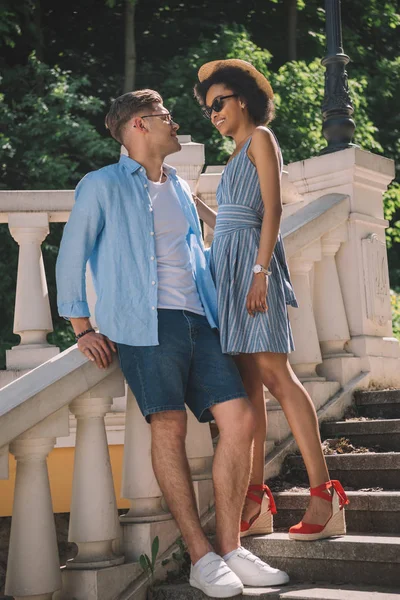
5, 407, 69, 600
7, 212, 59, 370
287, 243, 325, 381
67, 370, 125, 570
313, 226, 350, 358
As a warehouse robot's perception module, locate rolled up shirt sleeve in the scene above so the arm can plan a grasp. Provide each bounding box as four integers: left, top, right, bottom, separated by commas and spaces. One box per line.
56, 173, 105, 319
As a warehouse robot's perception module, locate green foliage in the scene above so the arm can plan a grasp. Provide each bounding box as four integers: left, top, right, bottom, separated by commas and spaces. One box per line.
162, 538, 191, 583
0, 52, 118, 190
391, 290, 400, 341
139, 535, 160, 578
160, 28, 381, 167
384, 183, 400, 248
157, 26, 272, 165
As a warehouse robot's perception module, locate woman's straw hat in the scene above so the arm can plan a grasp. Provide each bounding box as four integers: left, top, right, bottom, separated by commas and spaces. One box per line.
198, 59, 273, 100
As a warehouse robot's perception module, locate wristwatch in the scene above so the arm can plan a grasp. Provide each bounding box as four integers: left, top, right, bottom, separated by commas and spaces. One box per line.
253, 264, 272, 276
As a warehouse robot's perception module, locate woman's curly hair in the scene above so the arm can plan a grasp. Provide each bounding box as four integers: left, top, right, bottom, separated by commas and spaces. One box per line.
194, 66, 274, 125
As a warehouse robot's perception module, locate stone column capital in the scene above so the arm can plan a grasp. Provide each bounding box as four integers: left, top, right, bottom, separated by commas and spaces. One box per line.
289, 257, 315, 274
9, 436, 56, 461
69, 395, 112, 419
8, 212, 50, 245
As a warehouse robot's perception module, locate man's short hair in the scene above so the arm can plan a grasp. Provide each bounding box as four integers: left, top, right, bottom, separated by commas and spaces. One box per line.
105, 89, 163, 144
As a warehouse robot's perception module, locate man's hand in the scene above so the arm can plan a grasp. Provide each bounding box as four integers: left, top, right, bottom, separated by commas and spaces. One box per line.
77, 331, 117, 369
246, 274, 268, 317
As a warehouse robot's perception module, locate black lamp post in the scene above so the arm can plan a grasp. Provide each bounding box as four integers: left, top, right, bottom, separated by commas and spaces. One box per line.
320, 0, 357, 154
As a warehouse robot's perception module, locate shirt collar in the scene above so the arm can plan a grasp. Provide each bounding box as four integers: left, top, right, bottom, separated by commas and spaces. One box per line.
119, 154, 177, 177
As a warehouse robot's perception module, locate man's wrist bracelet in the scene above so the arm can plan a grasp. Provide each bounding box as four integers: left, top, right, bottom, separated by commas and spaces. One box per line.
76, 328, 95, 341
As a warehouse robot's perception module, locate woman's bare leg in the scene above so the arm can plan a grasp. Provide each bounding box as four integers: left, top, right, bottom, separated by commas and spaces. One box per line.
253, 352, 331, 526
234, 354, 267, 524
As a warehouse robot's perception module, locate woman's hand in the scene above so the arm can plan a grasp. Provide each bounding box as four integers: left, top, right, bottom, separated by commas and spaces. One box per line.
246, 273, 268, 317
192, 193, 217, 230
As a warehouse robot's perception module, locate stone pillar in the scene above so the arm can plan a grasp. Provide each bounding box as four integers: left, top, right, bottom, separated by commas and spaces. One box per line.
288, 147, 400, 387
313, 227, 350, 357
314, 227, 362, 385
288, 243, 325, 382
67, 372, 125, 569
197, 166, 223, 247
7, 213, 59, 370
120, 390, 174, 562
5, 409, 69, 600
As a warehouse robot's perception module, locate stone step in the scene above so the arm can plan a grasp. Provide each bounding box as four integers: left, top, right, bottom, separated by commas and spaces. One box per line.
285, 452, 400, 489
242, 533, 400, 587
321, 418, 400, 451
354, 390, 400, 420
149, 582, 400, 599
272, 490, 400, 534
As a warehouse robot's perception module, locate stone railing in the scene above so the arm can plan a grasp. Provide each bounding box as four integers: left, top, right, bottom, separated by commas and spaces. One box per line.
0, 136, 399, 599
0, 346, 215, 599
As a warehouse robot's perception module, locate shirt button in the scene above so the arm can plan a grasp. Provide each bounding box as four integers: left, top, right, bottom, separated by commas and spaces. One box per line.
152, 281, 156, 285
144, 184, 148, 188
150, 231, 154, 236
150, 256, 155, 261
149, 207, 153, 212
140, 168, 144, 173
151, 306, 155, 310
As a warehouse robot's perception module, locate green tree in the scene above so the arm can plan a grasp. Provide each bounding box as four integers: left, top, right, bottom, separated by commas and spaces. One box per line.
0, 52, 118, 190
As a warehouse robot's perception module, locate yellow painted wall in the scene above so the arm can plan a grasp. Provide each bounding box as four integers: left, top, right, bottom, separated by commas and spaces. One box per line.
0, 445, 130, 517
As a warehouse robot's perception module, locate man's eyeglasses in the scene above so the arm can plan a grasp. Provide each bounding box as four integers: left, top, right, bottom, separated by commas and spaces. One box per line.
202, 94, 238, 120
140, 112, 175, 124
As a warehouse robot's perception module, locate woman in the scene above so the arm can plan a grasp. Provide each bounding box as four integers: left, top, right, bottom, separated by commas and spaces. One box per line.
193, 59, 348, 541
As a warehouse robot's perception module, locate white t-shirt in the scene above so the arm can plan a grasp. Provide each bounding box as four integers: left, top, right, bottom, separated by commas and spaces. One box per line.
148, 177, 205, 316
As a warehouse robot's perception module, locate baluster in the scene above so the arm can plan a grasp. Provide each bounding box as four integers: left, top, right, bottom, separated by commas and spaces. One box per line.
5, 408, 69, 600
314, 228, 364, 385
288, 243, 325, 381
67, 370, 125, 569
313, 228, 350, 357
7, 213, 59, 370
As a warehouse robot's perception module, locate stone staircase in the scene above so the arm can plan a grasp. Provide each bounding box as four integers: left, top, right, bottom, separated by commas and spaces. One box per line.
150, 389, 400, 599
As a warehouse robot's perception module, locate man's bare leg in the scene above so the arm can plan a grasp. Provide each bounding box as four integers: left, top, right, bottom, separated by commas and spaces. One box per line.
150, 410, 212, 564
210, 398, 255, 556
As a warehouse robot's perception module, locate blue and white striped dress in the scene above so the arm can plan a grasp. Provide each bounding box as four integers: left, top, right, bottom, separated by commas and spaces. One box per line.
210, 136, 298, 355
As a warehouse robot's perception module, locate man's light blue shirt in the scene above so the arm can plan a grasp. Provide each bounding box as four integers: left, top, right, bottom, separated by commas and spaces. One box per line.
56, 154, 218, 345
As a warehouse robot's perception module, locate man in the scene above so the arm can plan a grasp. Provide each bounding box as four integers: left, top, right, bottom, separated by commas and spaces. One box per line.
56, 89, 289, 598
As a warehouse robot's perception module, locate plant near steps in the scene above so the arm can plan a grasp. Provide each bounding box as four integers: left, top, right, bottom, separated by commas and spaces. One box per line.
162, 538, 191, 583
139, 535, 159, 579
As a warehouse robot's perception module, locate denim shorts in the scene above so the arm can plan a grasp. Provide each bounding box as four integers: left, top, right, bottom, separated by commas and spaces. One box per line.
117, 309, 247, 423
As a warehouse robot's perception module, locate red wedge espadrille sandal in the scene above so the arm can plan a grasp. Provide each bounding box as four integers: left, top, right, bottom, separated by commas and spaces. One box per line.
240, 484, 277, 538
289, 480, 349, 541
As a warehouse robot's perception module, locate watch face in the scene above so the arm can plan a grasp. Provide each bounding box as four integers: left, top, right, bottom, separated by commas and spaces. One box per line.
253, 264, 262, 273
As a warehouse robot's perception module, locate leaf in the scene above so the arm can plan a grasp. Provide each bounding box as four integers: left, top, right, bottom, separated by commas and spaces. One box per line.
139, 554, 149, 574
151, 535, 160, 569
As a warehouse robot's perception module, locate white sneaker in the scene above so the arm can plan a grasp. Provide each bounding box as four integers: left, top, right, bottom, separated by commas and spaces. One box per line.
189, 552, 244, 598
225, 547, 289, 587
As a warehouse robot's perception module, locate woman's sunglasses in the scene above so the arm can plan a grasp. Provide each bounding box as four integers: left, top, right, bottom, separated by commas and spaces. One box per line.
201, 94, 239, 120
